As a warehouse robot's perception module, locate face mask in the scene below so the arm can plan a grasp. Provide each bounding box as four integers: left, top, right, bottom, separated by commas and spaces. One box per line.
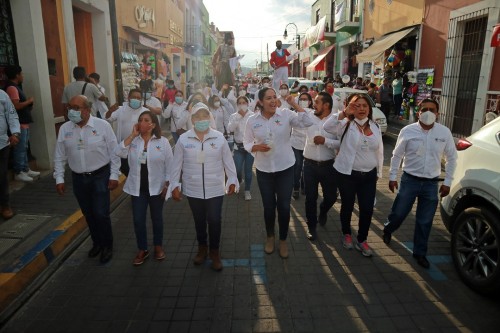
168, 84, 174, 88
196, 89, 203, 93
68, 109, 82, 124
175, 96, 183, 104
238, 104, 248, 111
299, 100, 309, 109
280, 89, 288, 97
263, 83, 270, 88
214, 101, 221, 108
354, 117, 369, 126
419, 111, 436, 126
129, 99, 142, 109
326, 87, 334, 95
145, 92, 152, 100
194, 120, 210, 132
239, 90, 246, 97
139, 122, 153, 133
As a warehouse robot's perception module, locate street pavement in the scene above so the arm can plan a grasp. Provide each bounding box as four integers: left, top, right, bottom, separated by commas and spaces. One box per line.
1, 122, 500, 332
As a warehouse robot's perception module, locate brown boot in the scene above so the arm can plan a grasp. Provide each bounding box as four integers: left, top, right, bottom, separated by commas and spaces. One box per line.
193, 245, 208, 265
1, 206, 14, 220
279, 240, 288, 259
264, 236, 275, 254
209, 248, 223, 271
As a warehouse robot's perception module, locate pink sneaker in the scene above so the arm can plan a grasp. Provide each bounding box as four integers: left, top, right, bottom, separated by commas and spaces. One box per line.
342, 234, 353, 249
355, 240, 373, 257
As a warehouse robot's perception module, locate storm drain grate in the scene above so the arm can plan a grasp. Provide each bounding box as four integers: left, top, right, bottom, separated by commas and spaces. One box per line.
0, 215, 52, 239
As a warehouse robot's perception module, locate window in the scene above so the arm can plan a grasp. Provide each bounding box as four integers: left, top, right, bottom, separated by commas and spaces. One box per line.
316, 9, 321, 24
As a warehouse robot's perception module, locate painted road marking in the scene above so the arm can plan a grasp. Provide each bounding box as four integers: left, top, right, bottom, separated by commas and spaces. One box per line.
402, 241, 451, 281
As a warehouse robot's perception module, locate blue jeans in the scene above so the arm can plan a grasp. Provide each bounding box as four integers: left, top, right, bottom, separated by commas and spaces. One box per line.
187, 196, 224, 249
304, 159, 337, 230
0, 146, 10, 206
233, 146, 254, 191
72, 166, 113, 248
256, 166, 294, 240
335, 168, 377, 243
393, 94, 403, 117
12, 127, 29, 173
384, 172, 439, 256
131, 192, 164, 250
292, 148, 304, 191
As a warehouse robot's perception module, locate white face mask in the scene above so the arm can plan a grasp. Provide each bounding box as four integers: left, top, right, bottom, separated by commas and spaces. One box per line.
354, 117, 369, 126
239, 90, 246, 97
214, 101, 221, 108
263, 83, 270, 88
238, 104, 248, 111
299, 100, 309, 109
280, 89, 288, 97
419, 111, 436, 126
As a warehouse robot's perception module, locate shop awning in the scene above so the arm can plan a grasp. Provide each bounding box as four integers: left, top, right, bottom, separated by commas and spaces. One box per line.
356, 26, 416, 63
306, 45, 334, 72
123, 26, 167, 50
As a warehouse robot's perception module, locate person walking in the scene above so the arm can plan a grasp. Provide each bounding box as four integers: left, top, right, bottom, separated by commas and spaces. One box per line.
162, 90, 188, 143
243, 88, 313, 258
303, 92, 339, 241
170, 103, 238, 271
115, 111, 173, 265
54, 95, 120, 263
378, 77, 393, 119
228, 96, 255, 200
392, 72, 403, 118
62, 66, 106, 117
383, 99, 457, 268
0, 90, 20, 220
324, 93, 383, 257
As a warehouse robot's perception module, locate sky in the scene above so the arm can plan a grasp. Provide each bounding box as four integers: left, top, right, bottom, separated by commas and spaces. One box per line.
203, 0, 316, 68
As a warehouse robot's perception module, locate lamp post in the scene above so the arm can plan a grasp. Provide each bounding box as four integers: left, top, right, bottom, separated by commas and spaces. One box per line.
283, 23, 300, 77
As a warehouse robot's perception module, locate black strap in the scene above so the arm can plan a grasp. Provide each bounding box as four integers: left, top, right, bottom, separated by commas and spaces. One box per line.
340, 121, 350, 144
81, 82, 88, 95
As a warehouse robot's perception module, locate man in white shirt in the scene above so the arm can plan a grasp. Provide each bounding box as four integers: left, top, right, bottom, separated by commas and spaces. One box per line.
383, 99, 457, 268
54, 95, 121, 264
303, 92, 340, 241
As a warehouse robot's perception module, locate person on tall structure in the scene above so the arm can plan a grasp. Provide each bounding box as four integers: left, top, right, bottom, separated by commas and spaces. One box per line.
270, 40, 295, 92
212, 32, 236, 90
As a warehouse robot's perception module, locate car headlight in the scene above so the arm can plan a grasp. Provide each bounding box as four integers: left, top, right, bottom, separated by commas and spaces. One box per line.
375, 118, 387, 125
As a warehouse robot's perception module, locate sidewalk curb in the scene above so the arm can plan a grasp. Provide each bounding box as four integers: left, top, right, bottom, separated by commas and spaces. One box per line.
0, 175, 126, 314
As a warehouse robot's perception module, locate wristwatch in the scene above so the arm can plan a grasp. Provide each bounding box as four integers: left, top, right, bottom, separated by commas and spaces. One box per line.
12, 133, 20, 137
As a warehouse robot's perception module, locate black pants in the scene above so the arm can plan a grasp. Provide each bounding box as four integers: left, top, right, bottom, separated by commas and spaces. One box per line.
0, 146, 10, 207
120, 158, 129, 177
187, 196, 224, 249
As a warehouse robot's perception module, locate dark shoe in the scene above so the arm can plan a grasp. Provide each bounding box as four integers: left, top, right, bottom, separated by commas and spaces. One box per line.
209, 249, 223, 271
88, 245, 102, 258
100, 247, 113, 264
1, 206, 14, 220
193, 245, 208, 265
292, 190, 299, 199
318, 213, 327, 226
382, 231, 392, 245
306, 229, 317, 241
133, 250, 150, 266
154, 246, 166, 261
413, 254, 430, 269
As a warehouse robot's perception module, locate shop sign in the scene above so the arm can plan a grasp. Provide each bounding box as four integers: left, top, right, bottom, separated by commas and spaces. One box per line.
135, 5, 155, 29
491, 24, 500, 47
170, 20, 183, 37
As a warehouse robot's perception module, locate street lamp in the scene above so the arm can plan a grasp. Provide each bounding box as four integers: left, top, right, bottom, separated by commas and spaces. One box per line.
283, 23, 300, 77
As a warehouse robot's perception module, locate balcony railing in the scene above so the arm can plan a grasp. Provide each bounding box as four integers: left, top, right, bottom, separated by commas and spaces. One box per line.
334, 0, 360, 34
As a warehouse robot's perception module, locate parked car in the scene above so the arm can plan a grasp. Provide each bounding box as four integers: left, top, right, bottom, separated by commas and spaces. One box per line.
332, 87, 387, 136
440, 117, 500, 295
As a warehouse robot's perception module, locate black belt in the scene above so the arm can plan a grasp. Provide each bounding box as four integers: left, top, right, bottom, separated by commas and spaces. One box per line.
304, 158, 334, 166
73, 164, 110, 177
403, 171, 439, 182
351, 168, 377, 175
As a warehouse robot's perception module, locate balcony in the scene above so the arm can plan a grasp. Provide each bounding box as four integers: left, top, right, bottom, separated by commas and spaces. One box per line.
334, 0, 360, 34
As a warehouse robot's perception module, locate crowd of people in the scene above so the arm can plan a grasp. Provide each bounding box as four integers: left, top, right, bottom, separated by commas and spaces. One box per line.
0, 64, 459, 272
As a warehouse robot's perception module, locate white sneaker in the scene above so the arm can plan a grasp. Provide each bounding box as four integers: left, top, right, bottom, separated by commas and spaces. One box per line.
15, 171, 34, 182
244, 191, 252, 201
27, 169, 40, 177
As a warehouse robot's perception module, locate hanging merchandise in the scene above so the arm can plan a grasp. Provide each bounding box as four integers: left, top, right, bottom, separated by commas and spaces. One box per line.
415, 68, 435, 106
386, 48, 401, 67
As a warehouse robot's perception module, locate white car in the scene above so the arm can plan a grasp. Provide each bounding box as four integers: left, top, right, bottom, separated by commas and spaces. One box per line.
440, 116, 500, 295
333, 87, 387, 135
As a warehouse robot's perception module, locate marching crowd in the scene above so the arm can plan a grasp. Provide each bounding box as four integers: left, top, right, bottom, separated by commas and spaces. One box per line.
0, 65, 457, 273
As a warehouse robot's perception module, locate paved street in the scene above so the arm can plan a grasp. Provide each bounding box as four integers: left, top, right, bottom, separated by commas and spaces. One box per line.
2, 133, 500, 333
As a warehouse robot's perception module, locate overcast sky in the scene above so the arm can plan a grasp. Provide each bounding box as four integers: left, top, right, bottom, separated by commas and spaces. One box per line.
203, 0, 315, 68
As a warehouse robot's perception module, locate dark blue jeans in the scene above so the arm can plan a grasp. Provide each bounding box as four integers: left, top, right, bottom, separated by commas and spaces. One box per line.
304, 160, 337, 230
335, 168, 377, 243
187, 196, 224, 249
384, 172, 439, 256
393, 94, 403, 117
292, 148, 304, 191
12, 127, 29, 173
0, 146, 10, 206
256, 166, 294, 240
131, 192, 164, 250
233, 146, 254, 191
72, 166, 113, 248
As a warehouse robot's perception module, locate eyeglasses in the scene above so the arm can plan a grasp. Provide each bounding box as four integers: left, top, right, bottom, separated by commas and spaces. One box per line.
420, 107, 437, 112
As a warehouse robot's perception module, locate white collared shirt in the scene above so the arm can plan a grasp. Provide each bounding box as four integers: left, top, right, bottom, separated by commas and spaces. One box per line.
106, 104, 149, 142
228, 109, 253, 143
324, 114, 384, 177
389, 122, 457, 186
163, 101, 189, 132
54, 116, 120, 184
243, 108, 313, 173
303, 112, 339, 161
115, 135, 173, 196
210, 106, 230, 133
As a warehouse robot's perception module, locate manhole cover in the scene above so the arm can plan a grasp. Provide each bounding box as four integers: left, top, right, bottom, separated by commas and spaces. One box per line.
0, 215, 52, 239
0, 238, 20, 257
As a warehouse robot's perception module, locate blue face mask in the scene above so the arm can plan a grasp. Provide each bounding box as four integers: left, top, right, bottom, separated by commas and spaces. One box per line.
68, 109, 82, 124
175, 96, 183, 104
194, 120, 210, 132
144, 92, 152, 100
129, 98, 142, 109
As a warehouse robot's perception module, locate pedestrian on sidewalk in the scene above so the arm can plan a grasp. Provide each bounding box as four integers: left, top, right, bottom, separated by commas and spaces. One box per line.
243, 88, 313, 259
54, 95, 120, 264
228, 96, 255, 201
377, 77, 393, 119
324, 93, 383, 257
170, 103, 239, 271
4, 65, 40, 182
303, 92, 339, 241
62, 66, 106, 118
383, 99, 457, 268
162, 90, 188, 143
0, 90, 20, 220
392, 72, 403, 118
115, 111, 173, 266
